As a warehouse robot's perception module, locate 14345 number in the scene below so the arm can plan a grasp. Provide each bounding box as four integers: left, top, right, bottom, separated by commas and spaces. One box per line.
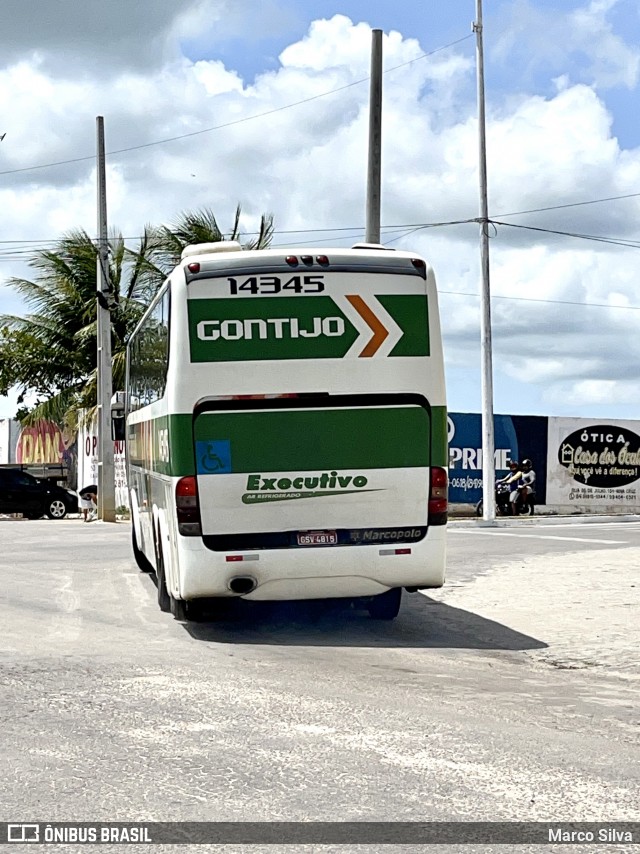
228, 275, 325, 295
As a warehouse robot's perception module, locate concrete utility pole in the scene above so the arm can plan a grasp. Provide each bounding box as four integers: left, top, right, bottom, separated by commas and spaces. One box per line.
365, 28, 383, 244
96, 116, 116, 523
474, 0, 496, 523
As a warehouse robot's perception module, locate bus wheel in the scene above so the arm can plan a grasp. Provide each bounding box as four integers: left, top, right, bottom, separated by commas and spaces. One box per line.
367, 587, 402, 620
132, 526, 153, 573
155, 550, 171, 613
169, 595, 189, 622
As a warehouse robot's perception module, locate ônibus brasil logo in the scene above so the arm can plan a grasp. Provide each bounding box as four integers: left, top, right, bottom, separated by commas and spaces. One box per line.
242, 471, 381, 504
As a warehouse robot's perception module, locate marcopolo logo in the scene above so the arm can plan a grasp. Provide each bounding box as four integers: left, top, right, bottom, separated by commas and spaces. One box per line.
362, 528, 423, 542
242, 471, 379, 504
197, 316, 345, 342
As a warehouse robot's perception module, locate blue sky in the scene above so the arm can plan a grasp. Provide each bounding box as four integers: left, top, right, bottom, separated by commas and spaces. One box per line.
1, 0, 640, 420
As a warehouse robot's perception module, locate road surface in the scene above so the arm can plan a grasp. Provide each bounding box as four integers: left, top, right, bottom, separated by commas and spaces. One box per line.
1, 517, 638, 851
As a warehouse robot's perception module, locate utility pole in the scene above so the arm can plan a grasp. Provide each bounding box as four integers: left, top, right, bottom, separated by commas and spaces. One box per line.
96, 116, 116, 522
365, 28, 383, 243
474, 1, 496, 523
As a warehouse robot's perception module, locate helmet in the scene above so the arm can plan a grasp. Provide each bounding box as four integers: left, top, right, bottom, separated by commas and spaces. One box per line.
508, 459, 519, 468
522, 458, 532, 467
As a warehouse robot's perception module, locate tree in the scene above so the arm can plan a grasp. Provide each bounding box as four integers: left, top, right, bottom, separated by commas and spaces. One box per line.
0, 206, 274, 425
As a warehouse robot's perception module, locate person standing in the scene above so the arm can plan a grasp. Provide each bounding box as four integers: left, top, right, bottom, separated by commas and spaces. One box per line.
79, 484, 98, 521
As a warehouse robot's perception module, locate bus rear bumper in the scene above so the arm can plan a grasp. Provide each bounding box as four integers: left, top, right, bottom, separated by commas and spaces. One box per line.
177, 526, 446, 601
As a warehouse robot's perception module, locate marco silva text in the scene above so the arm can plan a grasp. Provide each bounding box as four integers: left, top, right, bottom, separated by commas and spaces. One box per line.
549, 827, 634, 844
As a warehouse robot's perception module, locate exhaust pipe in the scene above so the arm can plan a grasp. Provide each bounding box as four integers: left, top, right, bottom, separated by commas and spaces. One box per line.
228, 576, 257, 595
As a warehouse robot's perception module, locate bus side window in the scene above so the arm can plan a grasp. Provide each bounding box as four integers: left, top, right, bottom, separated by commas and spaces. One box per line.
129, 288, 170, 410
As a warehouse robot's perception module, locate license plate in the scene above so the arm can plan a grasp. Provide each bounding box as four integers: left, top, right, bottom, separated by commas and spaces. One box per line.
297, 530, 338, 546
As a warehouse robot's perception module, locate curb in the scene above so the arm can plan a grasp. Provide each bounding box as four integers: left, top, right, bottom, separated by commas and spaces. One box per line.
449, 514, 640, 528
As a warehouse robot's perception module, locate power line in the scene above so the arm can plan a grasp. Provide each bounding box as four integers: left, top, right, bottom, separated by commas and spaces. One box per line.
0, 219, 476, 252
0, 35, 474, 179
494, 191, 640, 218
441, 288, 640, 311
2, 215, 640, 261
491, 220, 640, 249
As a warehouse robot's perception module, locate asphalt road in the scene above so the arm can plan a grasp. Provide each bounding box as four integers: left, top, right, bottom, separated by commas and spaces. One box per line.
448, 516, 640, 584
1, 517, 639, 852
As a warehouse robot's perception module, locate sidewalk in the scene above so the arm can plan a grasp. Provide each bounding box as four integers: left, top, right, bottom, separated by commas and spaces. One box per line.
449, 504, 640, 527
432, 537, 640, 678
450, 512, 640, 527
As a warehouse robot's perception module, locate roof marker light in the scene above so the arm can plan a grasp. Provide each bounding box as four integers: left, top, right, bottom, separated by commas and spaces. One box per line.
187, 262, 200, 273
316, 255, 329, 265
285, 256, 298, 266
300, 255, 313, 264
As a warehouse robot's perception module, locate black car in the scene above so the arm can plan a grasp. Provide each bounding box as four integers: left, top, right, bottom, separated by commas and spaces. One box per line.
0, 468, 79, 519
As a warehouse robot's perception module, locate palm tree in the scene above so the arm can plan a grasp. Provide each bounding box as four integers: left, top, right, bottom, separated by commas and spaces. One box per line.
0, 206, 274, 426
0, 229, 147, 425
129, 204, 274, 296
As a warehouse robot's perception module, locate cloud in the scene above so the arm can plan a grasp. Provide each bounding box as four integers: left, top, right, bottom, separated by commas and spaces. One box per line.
0, 0, 187, 72
0, 0, 293, 75
2, 7, 640, 418
494, 0, 640, 90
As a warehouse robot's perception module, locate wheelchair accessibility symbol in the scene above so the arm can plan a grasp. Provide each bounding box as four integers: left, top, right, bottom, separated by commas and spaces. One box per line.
196, 440, 232, 475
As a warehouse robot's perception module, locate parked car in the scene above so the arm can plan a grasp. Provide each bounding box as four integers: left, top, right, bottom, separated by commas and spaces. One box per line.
0, 468, 78, 519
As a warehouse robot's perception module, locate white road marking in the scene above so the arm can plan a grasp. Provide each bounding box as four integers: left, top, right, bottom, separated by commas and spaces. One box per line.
449, 530, 624, 544
532, 522, 640, 530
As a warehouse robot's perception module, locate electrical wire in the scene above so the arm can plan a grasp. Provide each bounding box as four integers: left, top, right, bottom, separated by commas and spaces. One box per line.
491, 220, 640, 249
494, 191, 640, 219
440, 288, 640, 311
0, 34, 474, 179
0, 219, 477, 254
1, 216, 640, 257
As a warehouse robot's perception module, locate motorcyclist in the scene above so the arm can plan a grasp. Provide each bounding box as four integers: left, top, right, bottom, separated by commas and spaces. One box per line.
496, 460, 522, 516
498, 459, 521, 486
515, 458, 536, 513
476, 460, 522, 517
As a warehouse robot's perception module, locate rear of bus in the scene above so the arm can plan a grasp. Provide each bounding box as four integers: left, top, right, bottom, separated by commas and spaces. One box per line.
170, 243, 447, 609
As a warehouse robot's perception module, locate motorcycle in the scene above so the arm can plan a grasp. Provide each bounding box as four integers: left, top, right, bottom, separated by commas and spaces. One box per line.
475, 480, 535, 517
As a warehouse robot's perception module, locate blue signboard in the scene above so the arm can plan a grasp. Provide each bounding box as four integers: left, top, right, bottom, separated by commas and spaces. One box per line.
448, 413, 547, 504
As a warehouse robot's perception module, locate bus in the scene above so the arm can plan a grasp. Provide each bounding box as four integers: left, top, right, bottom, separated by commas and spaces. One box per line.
116, 241, 448, 622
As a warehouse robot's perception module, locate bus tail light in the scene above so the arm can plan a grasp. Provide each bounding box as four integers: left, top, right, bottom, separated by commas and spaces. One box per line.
176, 476, 202, 536
428, 467, 448, 526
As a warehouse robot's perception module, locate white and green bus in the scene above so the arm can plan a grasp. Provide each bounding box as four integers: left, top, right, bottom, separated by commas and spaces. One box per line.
117, 241, 448, 621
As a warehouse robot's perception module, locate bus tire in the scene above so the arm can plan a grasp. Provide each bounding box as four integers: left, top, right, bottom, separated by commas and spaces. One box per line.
367, 587, 402, 620
156, 549, 171, 613
169, 595, 189, 622
132, 526, 153, 573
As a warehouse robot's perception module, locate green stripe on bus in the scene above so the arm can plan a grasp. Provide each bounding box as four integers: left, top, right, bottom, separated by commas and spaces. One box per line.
194, 407, 430, 473
188, 297, 357, 362
377, 294, 430, 357
187, 295, 430, 362
127, 405, 448, 477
